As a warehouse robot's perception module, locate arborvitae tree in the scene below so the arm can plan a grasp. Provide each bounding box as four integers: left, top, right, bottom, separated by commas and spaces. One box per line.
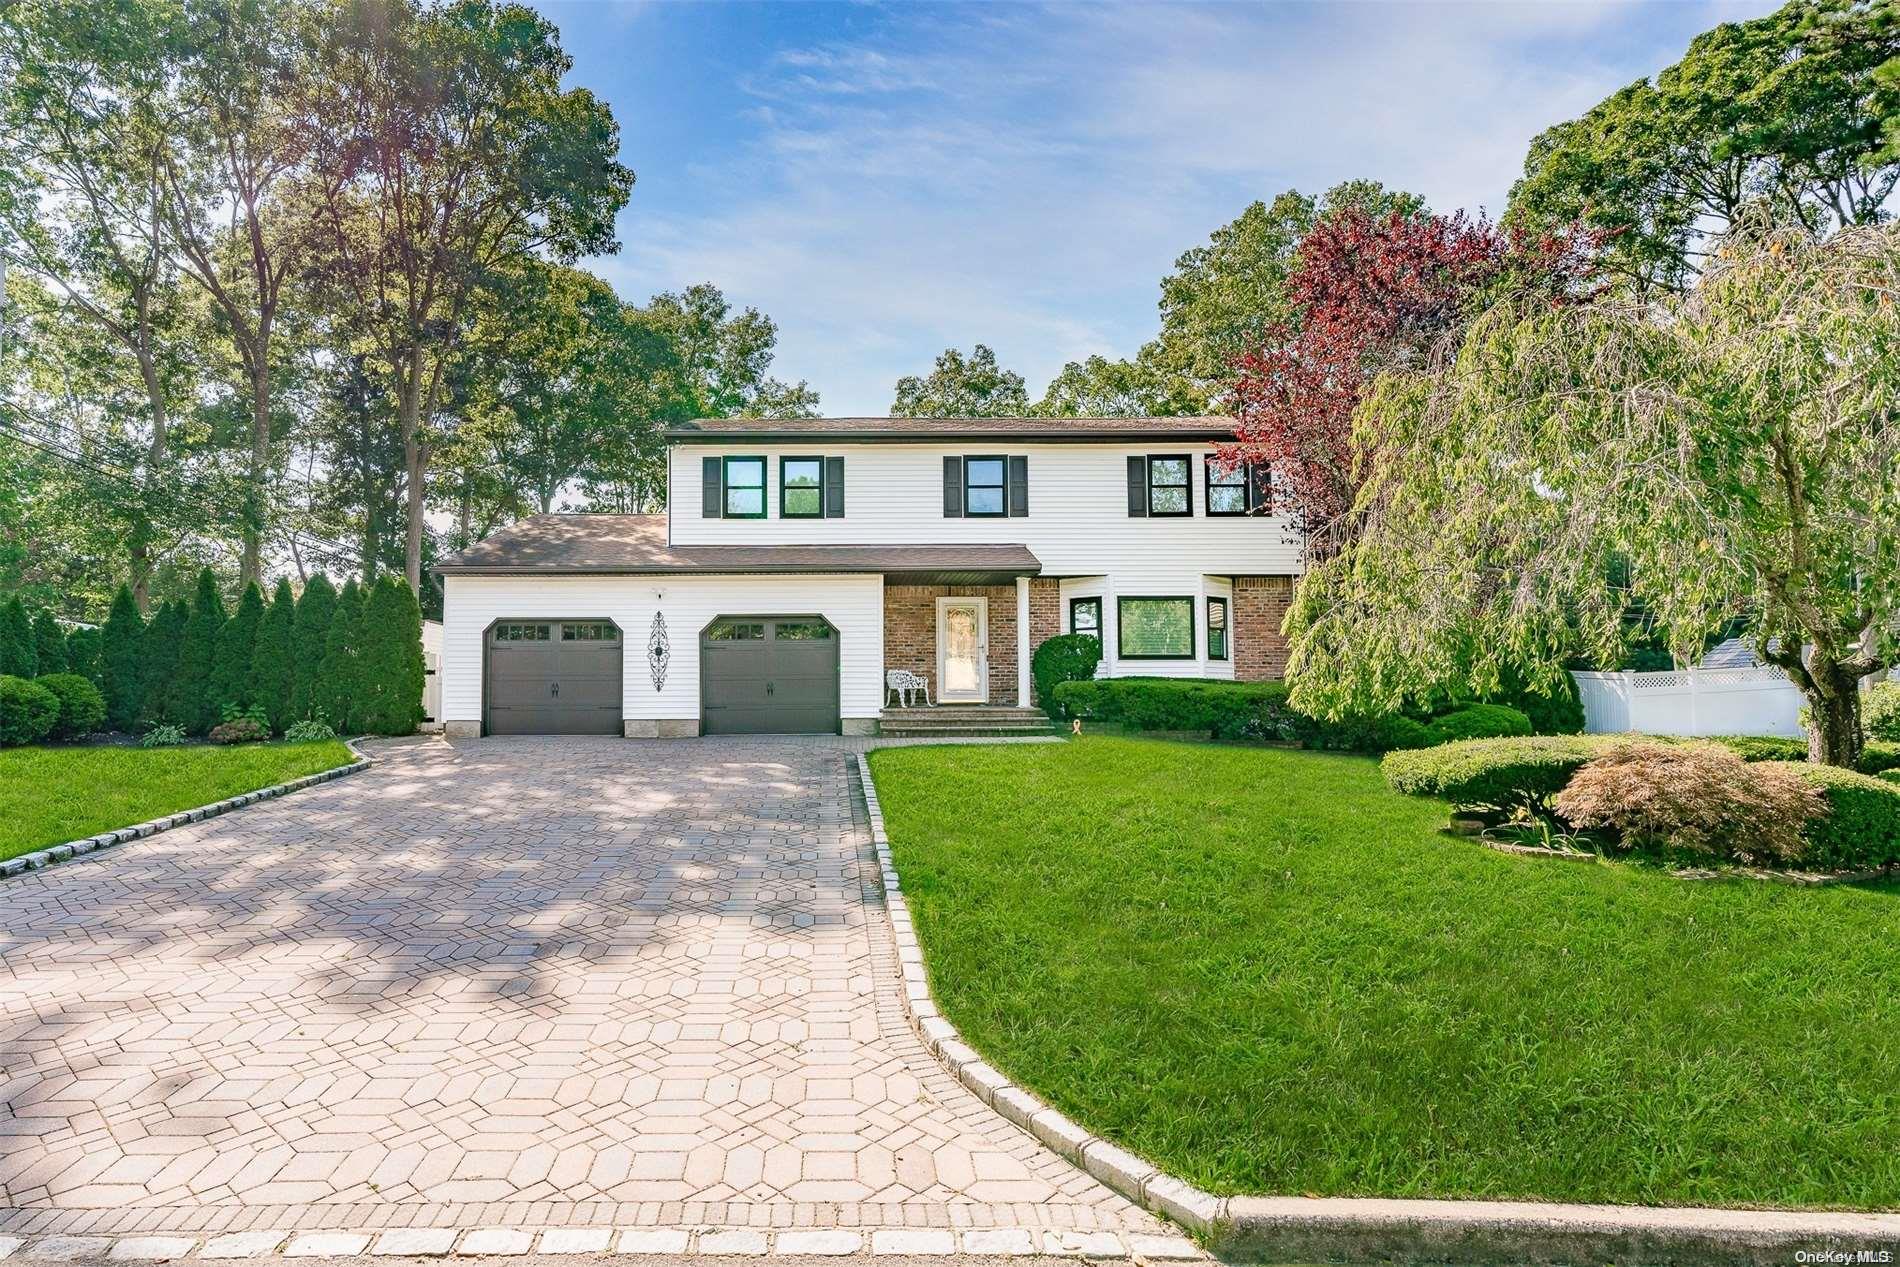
251, 578, 297, 733
0, 597, 36, 678
139, 600, 188, 724
316, 577, 363, 732
31, 609, 66, 675
209, 581, 265, 720
64, 626, 102, 686
170, 568, 226, 734
290, 573, 338, 723
355, 576, 425, 736
100, 586, 147, 731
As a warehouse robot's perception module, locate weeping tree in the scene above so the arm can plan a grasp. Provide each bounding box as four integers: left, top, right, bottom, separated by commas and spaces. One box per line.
1284, 222, 1900, 767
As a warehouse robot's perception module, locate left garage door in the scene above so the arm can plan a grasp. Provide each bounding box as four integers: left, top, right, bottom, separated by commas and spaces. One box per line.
484, 619, 623, 735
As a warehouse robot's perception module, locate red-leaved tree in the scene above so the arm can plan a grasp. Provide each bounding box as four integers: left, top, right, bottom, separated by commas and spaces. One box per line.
1227, 209, 1598, 552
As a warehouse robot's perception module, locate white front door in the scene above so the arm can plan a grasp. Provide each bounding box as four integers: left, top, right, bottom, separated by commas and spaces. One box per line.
936, 597, 988, 703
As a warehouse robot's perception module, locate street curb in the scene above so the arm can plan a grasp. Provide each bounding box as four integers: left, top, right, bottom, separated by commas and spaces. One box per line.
0, 737, 374, 883
852, 752, 1900, 1266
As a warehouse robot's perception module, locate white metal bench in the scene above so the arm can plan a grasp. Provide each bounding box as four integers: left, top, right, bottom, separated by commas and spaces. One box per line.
885, 669, 933, 708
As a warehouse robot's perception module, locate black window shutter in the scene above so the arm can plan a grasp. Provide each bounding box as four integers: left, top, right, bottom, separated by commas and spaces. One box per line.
943, 456, 963, 517
1007, 455, 1028, 517
824, 456, 845, 518
1126, 456, 1147, 517
702, 456, 722, 518
1248, 462, 1272, 514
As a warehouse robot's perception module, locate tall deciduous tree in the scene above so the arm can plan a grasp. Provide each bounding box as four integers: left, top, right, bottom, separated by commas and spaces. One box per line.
100, 584, 144, 728
1229, 207, 1598, 548
892, 344, 1029, 418
156, 0, 316, 585
289, 571, 336, 723
305, 0, 633, 593
1032, 353, 1202, 418
1509, 0, 1900, 293
1284, 223, 1900, 767
1148, 181, 1425, 407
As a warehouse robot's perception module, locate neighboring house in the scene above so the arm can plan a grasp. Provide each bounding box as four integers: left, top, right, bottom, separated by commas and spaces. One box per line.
434, 416, 1303, 736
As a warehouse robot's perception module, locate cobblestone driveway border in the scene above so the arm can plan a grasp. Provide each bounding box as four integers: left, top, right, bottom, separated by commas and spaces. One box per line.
852, 753, 1900, 1267
0, 739, 372, 882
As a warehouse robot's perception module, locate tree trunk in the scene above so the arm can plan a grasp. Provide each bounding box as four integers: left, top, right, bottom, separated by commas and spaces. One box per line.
401, 379, 425, 594
1802, 666, 1865, 768
242, 357, 271, 587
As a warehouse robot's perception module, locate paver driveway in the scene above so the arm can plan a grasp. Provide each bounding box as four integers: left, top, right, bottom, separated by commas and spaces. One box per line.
0, 737, 1156, 1240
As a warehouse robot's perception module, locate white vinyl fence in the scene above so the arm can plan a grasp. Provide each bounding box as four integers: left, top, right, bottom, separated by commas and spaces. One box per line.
1572, 667, 1806, 738
421, 619, 443, 732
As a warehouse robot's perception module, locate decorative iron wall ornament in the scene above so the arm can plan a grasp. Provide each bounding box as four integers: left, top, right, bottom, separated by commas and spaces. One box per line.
647, 611, 671, 691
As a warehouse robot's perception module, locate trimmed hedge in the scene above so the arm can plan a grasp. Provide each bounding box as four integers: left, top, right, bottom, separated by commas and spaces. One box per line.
1862, 681, 1900, 742
1382, 735, 1613, 815
1859, 741, 1900, 776
1763, 761, 1900, 871
1053, 677, 1290, 740
1426, 704, 1532, 744
38, 673, 106, 740
0, 675, 59, 747
1032, 634, 1101, 716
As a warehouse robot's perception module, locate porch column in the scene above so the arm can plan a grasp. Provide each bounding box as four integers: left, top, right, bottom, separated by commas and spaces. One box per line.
1016, 577, 1031, 707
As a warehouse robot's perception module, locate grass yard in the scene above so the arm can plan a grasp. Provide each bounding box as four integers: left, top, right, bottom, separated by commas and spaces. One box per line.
868, 736, 1900, 1209
0, 741, 356, 862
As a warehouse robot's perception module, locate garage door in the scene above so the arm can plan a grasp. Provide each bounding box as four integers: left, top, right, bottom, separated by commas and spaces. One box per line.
484, 619, 623, 735
701, 617, 840, 735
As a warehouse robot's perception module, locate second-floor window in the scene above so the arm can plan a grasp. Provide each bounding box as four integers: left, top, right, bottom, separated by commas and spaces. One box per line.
943, 455, 1028, 517
1207, 459, 1270, 515
781, 457, 824, 518
723, 456, 766, 518
1128, 456, 1192, 517
964, 456, 1006, 516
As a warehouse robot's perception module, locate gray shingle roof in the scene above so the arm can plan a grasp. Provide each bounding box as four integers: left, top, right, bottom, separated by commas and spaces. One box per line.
434, 514, 1042, 579
665, 416, 1234, 442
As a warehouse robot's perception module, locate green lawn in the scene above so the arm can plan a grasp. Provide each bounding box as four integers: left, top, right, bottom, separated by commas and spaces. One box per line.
868, 736, 1900, 1209
0, 741, 357, 862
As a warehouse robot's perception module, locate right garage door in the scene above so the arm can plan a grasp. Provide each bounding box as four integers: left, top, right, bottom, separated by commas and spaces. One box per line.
700, 616, 840, 735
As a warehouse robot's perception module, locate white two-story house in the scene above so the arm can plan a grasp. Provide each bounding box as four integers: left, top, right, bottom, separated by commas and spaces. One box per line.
434, 416, 1303, 737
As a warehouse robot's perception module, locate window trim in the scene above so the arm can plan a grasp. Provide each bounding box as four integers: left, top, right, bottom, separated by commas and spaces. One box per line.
1069, 596, 1102, 642
963, 454, 1008, 518
779, 456, 825, 519
1205, 459, 1253, 517
1206, 597, 1229, 661
1146, 454, 1192, 517
1116, 595, 1197, 661
721, 455, 767, 519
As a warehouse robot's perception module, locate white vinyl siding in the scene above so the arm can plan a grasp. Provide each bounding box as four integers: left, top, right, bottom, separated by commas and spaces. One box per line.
667, 442, 1303, 578
441, 573, 883, 729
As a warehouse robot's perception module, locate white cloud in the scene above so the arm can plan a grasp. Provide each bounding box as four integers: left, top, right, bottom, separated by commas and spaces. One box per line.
595, 0, 1775, 415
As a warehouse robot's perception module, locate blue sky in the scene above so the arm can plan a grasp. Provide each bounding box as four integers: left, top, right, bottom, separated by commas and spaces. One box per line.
536, 0, 1775, 416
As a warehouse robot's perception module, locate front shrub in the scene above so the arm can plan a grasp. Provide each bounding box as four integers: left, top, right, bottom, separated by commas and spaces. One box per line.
139, 722, 187, 748
37, 673, 107, 740
1708, 735, 1809, 763
1864, 681, 1900, 742
1295, 711, 1438, 753
1765, 762, 1900, 870
1857, 741, 1900, 776
209, 717, 268, 745
1031, 634, 1102, 716
284, 717, 337, 743
1551, 742, 1820, 865
1383, 735, 1610, 816
0, 675, 60, 747
1426, 704, 1533, 744
1882, 770, 1900, 787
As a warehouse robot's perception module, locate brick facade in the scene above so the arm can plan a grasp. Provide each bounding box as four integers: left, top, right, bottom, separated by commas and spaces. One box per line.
882, 584, 1021, 706
1025, 579, 1061, 702
1233, 575, 1293, 681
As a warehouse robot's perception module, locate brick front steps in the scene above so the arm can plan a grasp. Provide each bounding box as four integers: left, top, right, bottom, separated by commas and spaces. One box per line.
877, 706, 1059, 739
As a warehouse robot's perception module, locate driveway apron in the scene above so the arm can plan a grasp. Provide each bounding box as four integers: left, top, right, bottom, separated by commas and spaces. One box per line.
0, 736, 1157, 1239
